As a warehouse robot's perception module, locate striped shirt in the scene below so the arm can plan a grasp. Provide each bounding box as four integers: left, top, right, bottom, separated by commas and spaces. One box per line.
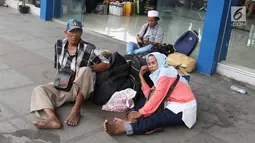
54, 37, 109, 83
54, 37, 109, 71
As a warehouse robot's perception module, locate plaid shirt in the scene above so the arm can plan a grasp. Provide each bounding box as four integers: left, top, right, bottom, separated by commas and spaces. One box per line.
54, 37, 109, 70
54, 37, 109, 83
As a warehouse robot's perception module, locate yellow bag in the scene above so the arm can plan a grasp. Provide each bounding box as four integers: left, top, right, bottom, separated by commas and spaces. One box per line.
100, 49, 112, 55
166, 52, 196, 73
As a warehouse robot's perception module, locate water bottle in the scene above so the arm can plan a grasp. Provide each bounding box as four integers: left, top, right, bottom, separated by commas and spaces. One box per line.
230, 85, 248, 94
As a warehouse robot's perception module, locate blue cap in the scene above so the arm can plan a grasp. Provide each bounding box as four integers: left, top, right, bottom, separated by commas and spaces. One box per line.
66, 19, 83, 31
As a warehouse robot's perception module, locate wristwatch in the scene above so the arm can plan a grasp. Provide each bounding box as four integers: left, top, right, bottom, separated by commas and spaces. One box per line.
89, 66, 95, 72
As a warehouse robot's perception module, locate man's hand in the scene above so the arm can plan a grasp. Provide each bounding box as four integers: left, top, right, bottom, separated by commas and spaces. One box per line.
144, 41, 160, 47
143, 40, 150, 46
137, 36, 144, 48
140, 65, 149, 76
137, 37, 143, 43
92, 62, 110, 72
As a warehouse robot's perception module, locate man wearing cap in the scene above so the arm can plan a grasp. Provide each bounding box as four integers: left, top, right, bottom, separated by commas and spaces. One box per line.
30, 19, 110, 129
126, 10, 164, 55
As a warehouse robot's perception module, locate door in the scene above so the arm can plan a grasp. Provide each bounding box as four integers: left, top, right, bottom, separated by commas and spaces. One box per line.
54, 0, 85, 24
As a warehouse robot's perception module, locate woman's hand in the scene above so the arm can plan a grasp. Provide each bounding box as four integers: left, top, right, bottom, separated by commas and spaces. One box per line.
140, 65, 149, 76
126, 111, 143, 123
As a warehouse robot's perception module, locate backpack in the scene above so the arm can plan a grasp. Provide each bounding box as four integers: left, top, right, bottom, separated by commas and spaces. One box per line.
174, 30, 199, 56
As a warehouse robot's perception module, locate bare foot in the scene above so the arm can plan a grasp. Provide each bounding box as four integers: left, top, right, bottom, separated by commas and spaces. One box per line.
104, 119, 127, 135
104, 120, 118, 134
33, 117, 61, 129
113, 118, 161, 135
64, 110, 81, 126
113, 118, 131, 125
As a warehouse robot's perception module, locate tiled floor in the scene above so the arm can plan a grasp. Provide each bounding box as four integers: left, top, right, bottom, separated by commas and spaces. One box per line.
56, 3, 255, 70
1, 7, 255, 143
58, 13, 204, 59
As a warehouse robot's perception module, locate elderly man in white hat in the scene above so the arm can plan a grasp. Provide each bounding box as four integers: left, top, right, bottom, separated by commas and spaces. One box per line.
126, 10, 164, 55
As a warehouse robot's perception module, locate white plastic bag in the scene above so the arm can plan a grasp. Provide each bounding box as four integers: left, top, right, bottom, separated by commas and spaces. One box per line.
102, 88, 137, 112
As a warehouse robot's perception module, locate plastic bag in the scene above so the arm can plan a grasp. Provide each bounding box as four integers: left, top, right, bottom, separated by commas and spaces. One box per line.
102, 88, 137, 112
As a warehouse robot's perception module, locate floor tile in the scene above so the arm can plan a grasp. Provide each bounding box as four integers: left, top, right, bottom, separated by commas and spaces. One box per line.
16, 62, 55, 84
13, 39, 52, 51
0, 69, 34, 90
1, 51, 49, 68
0, 85, 37, 115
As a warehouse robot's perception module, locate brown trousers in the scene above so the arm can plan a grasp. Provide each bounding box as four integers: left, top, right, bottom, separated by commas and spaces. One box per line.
30, 67, 94, 119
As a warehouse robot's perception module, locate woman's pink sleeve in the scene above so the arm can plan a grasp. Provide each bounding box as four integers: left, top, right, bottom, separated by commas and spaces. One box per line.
141, 83, 152, 98
139, 77, 172, 117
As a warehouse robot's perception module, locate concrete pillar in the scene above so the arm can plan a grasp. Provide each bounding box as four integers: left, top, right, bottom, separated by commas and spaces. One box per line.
40, 0, 54, 21
196, 0, 238, 75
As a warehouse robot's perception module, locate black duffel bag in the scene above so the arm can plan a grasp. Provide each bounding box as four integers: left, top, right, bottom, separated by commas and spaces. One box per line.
92, 52, 132, 105
124, 53, 154, 101
152, 44, 175, 56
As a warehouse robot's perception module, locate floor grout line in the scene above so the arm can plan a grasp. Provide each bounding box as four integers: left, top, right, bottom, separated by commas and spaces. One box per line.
62, 127, 104, 143
0, 68, 12, 71
0, 83, 37, 92
0, 112, 31, 123
0, 101, 36, 129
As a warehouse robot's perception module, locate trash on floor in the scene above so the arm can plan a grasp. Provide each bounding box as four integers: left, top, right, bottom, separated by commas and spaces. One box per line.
231, 85, 248, 94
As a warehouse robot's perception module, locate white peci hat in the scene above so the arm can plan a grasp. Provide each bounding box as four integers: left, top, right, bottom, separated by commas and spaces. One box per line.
148, 10, 159, 18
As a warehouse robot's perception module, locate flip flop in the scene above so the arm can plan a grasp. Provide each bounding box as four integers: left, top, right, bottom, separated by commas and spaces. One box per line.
144, 128, 163, 135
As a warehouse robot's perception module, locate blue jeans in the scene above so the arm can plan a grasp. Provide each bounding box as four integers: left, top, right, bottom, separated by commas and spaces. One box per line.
126, 42, 153, 55
124, 96, 184, 135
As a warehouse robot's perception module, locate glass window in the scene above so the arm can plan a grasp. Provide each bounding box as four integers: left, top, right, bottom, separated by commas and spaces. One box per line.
222, 0, 255, 70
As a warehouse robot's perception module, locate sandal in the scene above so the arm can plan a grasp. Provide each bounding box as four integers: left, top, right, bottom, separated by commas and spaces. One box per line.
144, 128, 163, 135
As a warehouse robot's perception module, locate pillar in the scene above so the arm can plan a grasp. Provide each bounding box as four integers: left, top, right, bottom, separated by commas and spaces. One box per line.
40, 0, 62, 20
196, 0, 234, 75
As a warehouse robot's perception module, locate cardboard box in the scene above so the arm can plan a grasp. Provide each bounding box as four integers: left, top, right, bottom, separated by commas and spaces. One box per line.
177, 68, 190, 82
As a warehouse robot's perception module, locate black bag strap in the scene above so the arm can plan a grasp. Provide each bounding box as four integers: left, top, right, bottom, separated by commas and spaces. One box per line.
141, 24, 149, 40
154, 74, 180, 112
163, 74, 180, 101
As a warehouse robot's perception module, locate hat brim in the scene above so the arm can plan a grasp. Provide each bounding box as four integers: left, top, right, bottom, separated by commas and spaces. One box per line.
68, 26, 83, 31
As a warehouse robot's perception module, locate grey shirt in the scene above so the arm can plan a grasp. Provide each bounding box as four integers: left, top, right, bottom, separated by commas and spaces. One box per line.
137, 23, 164, 44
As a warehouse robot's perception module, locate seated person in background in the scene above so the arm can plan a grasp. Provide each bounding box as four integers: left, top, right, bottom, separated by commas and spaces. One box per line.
30, 19, 110, 129
104, 52, 197, 135
126, 10, 164, 55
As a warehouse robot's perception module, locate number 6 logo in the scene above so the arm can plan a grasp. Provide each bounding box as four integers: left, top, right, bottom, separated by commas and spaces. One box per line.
234, 7, 243, 21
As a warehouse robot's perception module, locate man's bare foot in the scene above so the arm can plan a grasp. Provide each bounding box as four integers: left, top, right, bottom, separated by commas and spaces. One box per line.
104, 119, 126, 135
65, 108, 81, 126
33, 117, 61, 129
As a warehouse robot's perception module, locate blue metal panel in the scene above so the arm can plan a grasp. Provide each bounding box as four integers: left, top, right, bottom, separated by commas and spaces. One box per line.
196, 0, 230, 75
40, 0, 54, 21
